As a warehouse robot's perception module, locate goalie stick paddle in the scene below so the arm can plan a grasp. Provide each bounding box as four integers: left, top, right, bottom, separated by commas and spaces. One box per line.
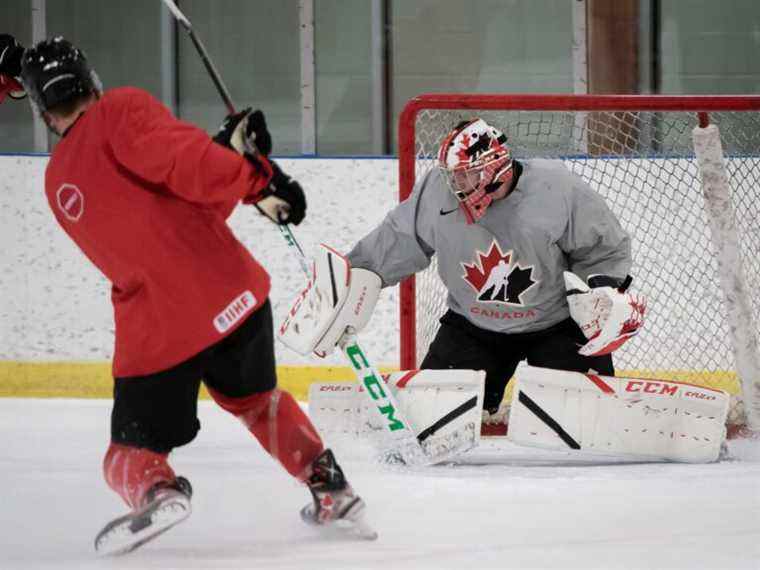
339, 332, 430, 465
312, 248, 432, 464
308, 371, 483, 465
283, 242, 435, 464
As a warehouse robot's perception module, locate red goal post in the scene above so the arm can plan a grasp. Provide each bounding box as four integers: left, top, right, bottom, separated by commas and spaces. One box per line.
398, 93, 760, 428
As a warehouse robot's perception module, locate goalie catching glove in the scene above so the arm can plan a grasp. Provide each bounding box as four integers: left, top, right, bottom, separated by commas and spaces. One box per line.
564, 272, 646, 356
278, 245, 381, 357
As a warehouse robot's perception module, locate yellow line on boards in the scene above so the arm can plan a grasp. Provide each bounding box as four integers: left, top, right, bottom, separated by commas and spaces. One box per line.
0, 361, 399, 401
0, 362, 740, 400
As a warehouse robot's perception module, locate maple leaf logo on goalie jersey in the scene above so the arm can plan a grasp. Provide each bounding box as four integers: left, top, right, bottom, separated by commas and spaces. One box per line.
462, 240, 537, 305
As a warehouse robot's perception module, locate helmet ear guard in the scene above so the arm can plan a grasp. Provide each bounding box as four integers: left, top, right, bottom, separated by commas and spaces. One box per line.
437, 118, 514, 223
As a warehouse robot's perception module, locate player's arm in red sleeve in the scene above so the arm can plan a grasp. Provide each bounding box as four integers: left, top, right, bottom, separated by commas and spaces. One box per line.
103, 87, 271, 205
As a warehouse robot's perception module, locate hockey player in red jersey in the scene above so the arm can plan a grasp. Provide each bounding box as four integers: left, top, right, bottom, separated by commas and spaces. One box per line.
17, 35, 376, 555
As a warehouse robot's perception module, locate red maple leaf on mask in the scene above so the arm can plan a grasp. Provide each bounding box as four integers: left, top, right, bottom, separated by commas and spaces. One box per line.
455, 133, 471, 166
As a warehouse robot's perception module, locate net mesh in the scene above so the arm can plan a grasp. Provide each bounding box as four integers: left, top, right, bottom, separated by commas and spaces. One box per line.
403, 105, 760, 398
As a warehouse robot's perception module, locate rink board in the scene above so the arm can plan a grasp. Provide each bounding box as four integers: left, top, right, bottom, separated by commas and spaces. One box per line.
0, 155, 751, 401
0, 360, 741, 400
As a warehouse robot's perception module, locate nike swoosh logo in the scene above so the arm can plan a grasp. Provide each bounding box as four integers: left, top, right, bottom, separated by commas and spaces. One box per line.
439, 207, 458, 216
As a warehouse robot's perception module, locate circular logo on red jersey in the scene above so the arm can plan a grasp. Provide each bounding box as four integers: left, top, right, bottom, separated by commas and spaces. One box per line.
56, 184, 84, 222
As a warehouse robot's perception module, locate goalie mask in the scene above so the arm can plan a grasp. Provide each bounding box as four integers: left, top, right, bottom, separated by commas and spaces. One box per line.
20, 36, 101, 117
438, 118, 514, 224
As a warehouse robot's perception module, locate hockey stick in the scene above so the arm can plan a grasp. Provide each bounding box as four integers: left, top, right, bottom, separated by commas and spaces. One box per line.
161, 0, 305, 260
162, 0, 429, 464
161, 0, 234, 114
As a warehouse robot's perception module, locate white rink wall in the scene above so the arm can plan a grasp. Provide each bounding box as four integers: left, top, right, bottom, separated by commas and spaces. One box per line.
1, 154, 756, 377
0, 156, 401, 367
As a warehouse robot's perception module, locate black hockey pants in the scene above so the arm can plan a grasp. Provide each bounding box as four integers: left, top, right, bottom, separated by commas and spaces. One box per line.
420, 310, 614, 413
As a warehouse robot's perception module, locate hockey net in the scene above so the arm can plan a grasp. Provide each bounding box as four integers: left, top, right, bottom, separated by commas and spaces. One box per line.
398, 94, 760, 429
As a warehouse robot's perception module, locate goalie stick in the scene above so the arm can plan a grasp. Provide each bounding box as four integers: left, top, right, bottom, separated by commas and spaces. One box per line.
308, 369, 484, 464
287, 244, 450, 465
338, 331, 432, 465
278, 244, 484, 464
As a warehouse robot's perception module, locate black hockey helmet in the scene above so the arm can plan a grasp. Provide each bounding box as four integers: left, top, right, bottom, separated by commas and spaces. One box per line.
20, 36, 101, 114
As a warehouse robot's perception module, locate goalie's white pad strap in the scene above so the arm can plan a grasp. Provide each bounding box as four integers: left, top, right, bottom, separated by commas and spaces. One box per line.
309, 369, 485, 462
508, 366, 729, 463
277, 244, 381, 356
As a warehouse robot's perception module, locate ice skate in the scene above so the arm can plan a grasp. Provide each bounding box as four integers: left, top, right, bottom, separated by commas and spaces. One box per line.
301, 449, 378, 540
94, 476, 192, 556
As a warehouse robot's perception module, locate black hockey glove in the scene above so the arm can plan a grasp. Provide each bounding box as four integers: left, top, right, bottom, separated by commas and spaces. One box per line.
213, 107, 272, 157
246, 161, 306, 226
0, 34, 24, 77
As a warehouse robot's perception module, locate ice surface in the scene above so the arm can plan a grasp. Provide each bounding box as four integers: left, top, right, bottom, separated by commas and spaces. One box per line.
0, 398, 758, 570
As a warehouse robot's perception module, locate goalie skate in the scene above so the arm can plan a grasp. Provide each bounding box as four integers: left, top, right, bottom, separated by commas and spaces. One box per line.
94, 476, 192, 556
300, 449, 378, 541
481, 401, 510, 437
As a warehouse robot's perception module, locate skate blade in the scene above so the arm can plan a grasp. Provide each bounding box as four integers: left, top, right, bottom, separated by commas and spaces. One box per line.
334, 518, 379, 541
95, 495, 191, 556
304, 515, 379, 541
301, 500, 378, 541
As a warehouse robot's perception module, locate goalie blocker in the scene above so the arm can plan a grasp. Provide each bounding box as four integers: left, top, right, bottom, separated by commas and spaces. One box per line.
509, 365, 729, 463
278, 244, 382, 357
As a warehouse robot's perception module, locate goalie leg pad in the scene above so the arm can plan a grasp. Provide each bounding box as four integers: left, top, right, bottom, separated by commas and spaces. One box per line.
308, 369, 485, 461
508, 366, 729, 463
209, 387, 325, 480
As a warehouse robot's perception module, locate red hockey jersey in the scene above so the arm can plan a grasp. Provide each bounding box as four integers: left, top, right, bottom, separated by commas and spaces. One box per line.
45, 87, 273, 377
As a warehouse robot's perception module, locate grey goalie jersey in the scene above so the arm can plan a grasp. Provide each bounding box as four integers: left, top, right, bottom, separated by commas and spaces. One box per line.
347, 159, 632, 334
